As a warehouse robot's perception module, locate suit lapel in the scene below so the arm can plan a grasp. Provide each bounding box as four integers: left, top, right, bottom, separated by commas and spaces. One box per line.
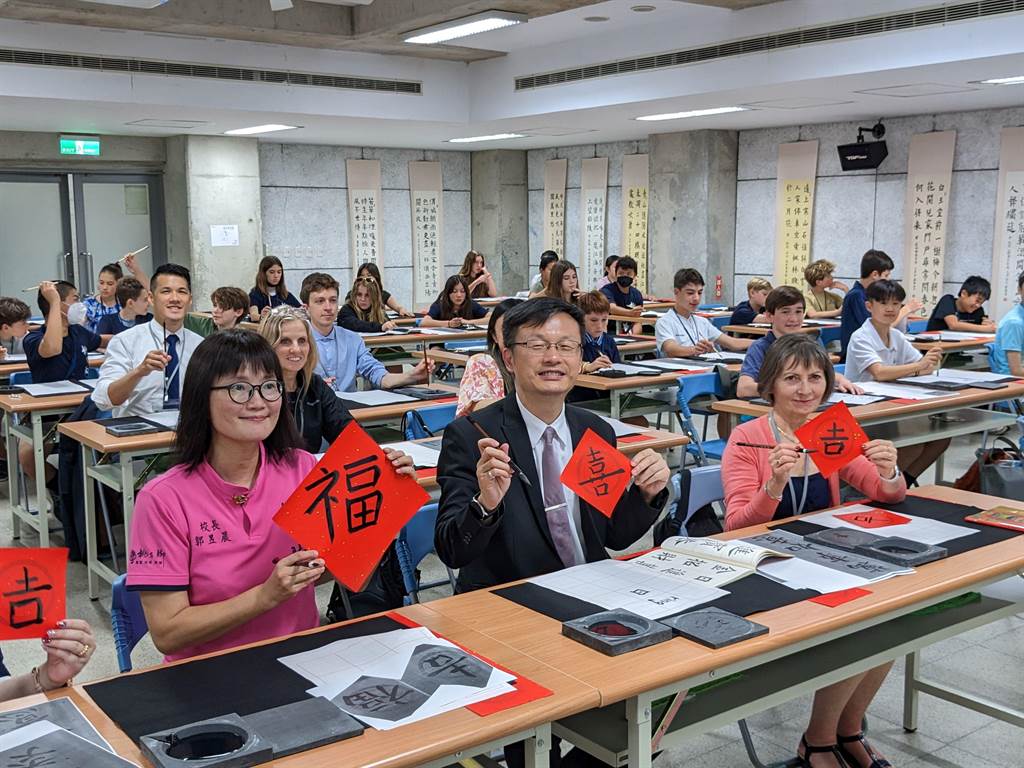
499, 396, 556, 555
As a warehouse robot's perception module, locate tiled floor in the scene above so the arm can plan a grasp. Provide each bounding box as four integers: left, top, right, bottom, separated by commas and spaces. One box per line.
1, 430, 1021, 767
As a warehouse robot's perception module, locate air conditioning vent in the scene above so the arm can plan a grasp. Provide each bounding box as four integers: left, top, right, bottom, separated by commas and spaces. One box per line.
0, 46, 422, 95
516, 0, 1024, 91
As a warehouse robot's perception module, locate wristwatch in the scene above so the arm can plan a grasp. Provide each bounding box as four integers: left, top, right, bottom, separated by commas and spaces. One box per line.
470, 494, 499, 522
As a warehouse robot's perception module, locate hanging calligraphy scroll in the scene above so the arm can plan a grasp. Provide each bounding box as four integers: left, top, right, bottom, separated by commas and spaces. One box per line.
346, 159, 382, 270
991, 127, 1024, 320
544, 159, 567, 256
408, 161, 444, 307
903, 131, 956, 314
580, 157, 609, 289
621, 154, 650, 293
773, 141, 818, 289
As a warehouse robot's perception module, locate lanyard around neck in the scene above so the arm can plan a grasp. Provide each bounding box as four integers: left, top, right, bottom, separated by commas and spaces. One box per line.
768, 410, 809, 517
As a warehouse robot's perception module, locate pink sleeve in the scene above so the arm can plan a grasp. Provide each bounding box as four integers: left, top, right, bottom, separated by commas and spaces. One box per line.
126, 482, 192, 588
722, 422, 785, 530
838, 455, 908, 504
456, 355, 504, 418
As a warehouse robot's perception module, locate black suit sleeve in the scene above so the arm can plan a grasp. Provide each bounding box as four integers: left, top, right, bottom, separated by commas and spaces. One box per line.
435, 417, 503, 569
336, 305, 383, 333
312, 374, 353, 444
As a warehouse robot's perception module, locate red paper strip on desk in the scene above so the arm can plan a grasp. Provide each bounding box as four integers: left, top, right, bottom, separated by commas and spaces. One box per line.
560, 428, 633, 518
274, 421, 429, 592
0, 548, 67, 640
810, 587, 872, 608
793, 402, 867, 478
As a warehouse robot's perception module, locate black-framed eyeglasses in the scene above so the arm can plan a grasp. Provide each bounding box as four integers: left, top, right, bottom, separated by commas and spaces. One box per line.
212, 380, 284, 404
509, 340, 583, 356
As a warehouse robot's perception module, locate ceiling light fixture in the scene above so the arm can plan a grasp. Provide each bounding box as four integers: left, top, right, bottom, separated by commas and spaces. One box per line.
631, 5, 657, 12
405, 11, 527, 45
447, 133, 526, 143
583, 16, 610, 22
980, 75, 1024, 85
223, 124, 299, 135
635, 106, 747, 121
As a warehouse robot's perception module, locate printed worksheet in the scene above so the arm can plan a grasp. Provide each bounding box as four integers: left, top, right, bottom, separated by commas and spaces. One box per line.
799, 504, 978, 546
857, 381, 948, 400
630, 359, 712, 372
902, 369, 1015, 385
746, 529, 913, 586
381, 440, 441, 468
0, 721, 137, 767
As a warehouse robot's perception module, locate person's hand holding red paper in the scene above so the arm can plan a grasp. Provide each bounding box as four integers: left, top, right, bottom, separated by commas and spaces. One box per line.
560, 429, 669, 517
793, 402, 868, 478
274, 422, 428, 592
0, 548, 67, 640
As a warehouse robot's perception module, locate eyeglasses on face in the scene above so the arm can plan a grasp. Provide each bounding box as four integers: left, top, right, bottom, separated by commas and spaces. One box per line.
211, 380, 284, 404
509, 340, 583, 356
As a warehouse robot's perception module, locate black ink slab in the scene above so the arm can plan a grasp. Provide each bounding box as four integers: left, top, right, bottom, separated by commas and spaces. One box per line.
854, 537, 947, 566
804, 526, 882, 553
561, 610, 672, 656
242, 698, 363, 758
140, 713, 272, 768
659, 607, 769, 649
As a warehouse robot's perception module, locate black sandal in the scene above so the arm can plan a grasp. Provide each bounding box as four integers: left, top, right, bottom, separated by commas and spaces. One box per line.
798, 734, 849, 767
836, 732, 892, 768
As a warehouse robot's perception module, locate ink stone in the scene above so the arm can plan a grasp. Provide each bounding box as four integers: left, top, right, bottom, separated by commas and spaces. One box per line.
242, 697, 363, 758
804, 527, 881, 553
660, 607, 769, 649
140, 713, 272, 768
854, 537, 947, 566
561, 610, 672, 655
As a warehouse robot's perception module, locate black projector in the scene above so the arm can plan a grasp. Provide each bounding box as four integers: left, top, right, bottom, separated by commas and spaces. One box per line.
838, 139, 888, 171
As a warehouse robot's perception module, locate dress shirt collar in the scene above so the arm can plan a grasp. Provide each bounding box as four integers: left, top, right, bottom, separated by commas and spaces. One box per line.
515, 393, 568, 449
312, 324, 336, 342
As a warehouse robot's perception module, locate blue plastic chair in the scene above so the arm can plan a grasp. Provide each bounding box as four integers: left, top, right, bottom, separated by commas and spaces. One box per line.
834, 363, 845, 376
9, 371, 31, 386
907, 318, 928, 334
819, 326, 841, 346
669, 465, 724, 534
394, 503, 456, 604
675, 372, 727, 465
403, 403, 457, 440
111, 574, 148, 673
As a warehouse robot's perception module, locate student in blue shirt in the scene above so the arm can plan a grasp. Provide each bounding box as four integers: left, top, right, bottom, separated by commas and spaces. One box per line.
95, 277, 152, 336
600, 256, 644, 335
579, 291, 620, 372
840, 249, 893, 361
992, 271, 1024, 376
730, 277, 771, 326
300, 272, 427, 392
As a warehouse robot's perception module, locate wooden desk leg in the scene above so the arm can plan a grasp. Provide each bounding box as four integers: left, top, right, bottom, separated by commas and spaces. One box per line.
902, 651, 919, 733
3, 412, 19, 540
525, 723, 551, 768
83, 444, 99, 601
627, 693, 654, 768
31, 414, 49, 547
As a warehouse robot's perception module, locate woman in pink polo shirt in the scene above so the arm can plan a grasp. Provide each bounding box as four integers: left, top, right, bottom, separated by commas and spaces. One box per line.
722, 334, 905, 768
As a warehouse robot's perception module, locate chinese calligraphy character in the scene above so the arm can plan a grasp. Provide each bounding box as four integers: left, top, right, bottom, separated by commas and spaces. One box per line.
2, 566, 51, 629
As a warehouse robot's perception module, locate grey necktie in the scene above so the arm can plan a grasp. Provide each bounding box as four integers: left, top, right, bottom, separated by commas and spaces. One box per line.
542, 427, 577, 567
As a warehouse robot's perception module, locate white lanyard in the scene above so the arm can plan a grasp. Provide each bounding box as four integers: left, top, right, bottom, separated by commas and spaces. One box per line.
768, 411, 809, 517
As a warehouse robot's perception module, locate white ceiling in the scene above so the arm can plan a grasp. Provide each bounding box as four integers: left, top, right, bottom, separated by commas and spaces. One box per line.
1, 0, 1024, 149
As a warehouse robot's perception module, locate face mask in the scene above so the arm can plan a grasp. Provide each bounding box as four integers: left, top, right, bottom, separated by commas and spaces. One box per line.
616, 276, 634, 288
66, 302, 88, 326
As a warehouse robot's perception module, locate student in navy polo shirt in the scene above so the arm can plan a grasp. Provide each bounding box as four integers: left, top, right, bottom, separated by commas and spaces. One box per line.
840, 249, 893, 361
95, 277, 152, 336
600, 256, 645, 334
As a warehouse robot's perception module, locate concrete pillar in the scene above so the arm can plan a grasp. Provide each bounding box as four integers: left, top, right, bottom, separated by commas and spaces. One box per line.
472, 149, 528, 293
649, 130, 738, 301
163, 135, 263, 307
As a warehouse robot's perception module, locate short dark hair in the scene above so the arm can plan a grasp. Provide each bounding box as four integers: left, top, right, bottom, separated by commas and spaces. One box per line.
1018, 271, 1024, 291
860, 249, 894, 278
300, 272, 339, 304
502, 297, 584, 351
604, 254, 619, 269
0, 297, 31, 328
616, 256, 638, 273
99, 263, 123, 281
539, 251, 559, 271
151, 263, 192, 292
174, 329, 302, 471
211, 286, 250, 314
765, 286, 806, 314
960, 275, 991, 301
115, 277, 146, 307
757, 333, 835, 404
866, 279, 906, 303
38, 281, 76, 316
486, 298, 523, 388
673, 268, 705, 290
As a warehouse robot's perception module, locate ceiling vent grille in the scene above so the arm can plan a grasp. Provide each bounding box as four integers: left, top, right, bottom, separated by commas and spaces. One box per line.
0, 47, 421, 95
516, 0, 1024, 91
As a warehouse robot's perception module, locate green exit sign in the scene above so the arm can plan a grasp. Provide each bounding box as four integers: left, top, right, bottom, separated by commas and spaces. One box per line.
59, 136, 101, 156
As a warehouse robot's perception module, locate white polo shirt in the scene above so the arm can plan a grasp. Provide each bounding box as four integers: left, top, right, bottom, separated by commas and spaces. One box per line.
655, 309, 722, 356
845, 318, 921, 382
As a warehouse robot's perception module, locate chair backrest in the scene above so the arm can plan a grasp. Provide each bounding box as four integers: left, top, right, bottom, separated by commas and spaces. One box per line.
111, 573, 148, 673
684, 465, 724, 528
395, 503, 439, 596
85, 368, 99, 380
9, 371, 32, 386
833, 363, 845, 375
675, 372, 723, 420
907, 318, 928, 334
403, 403, 457, 440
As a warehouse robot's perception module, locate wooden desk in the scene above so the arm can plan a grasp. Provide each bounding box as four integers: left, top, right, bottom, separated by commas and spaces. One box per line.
340, 384, 461, 426
414, 336, 659, 371
0, 353, 103, 379
22, 603, 598, 768
0, 389, 90, 546
575, 364, 740, 420
722, 323, 836, 337
424, 486, 1024, 768
909, 332, 994, 354
362, 329, 487, 348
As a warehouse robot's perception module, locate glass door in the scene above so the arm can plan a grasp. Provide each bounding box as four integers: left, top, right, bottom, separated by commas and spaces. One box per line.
0, 174, 73, 303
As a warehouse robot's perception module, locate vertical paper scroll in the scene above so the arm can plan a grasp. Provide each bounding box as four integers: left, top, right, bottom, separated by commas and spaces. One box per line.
580, 157, 609, 289
346, 159, 382, 270
773, 141, 818, 288
544, 159, 567, 256
408, 161, 444, 307
904, 131, 956, 313
621, 154, 650, 292
991, 127, 1024, 320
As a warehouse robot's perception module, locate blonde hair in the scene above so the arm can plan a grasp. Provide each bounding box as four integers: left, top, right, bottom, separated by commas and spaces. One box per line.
804, 259, 836, 287
747, 277, 772, 293
347, 277, 388, 325
257, 308, 319, 400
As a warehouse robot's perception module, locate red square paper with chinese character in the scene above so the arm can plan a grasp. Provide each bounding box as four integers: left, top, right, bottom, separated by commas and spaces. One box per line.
793, 402, 867, 478
834, 509, 911, 529
560, 428, 633, 518
274, 421, 429, 592
0, 548, 67, 640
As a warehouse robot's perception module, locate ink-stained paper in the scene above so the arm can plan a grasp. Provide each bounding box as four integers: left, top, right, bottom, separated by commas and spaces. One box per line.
793, 402, 867, 478
409, 161, 444, 307
990, 127, 1024, 320
773, 141, 819, 289
903, 131, 956, 313
543, 159, 568, 256
560, 428, 632, 518
621, 154, 650, 292
273, 422, 428, 591
347, 159, 382, 270
580, 157, 609, 289
0, 548, 67, 640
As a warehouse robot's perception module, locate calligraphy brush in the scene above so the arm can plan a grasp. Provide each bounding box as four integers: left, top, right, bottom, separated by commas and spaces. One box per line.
736, 442, 817, 454
119, 245, 150, 262
465, 414, 533, 488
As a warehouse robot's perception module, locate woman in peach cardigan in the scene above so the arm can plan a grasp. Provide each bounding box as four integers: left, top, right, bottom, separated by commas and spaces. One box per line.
722, 334, 906, 768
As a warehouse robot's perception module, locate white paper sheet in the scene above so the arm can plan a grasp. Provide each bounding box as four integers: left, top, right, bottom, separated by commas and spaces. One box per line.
697, 351, 747, 363
628, 550, 747, 587
417, 327, 472, 335
857, 381, 948, 400
383, 440, 441, 467
631, 359, 712, 372
802, 319, 841, 326
905, 369, 1014, 385
20, 381, 90, 397
930, 331, 996, 340
799, 504, 979, 546
0, 721, 137, 767
758, 556, 870, 593
145, 410, 180, 429
747, 530, 913, 585
599, 363, 663, 375
598, 415, 643, 437
0, 698, 114, 753
826, 392, 886, 406
337, 389, 418, 406
661, 536, 787, 568
1, 353, 26, 363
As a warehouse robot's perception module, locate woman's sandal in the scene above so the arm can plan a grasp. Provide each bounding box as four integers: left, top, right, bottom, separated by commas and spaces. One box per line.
836, 732, 892, 768
798, 734, 849, 767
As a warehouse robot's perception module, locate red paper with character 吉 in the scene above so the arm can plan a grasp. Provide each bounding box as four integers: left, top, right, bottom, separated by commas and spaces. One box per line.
793, 402, 867, 478
560, 428, 633, 518
273, 421, 429, 592
0, 548, 67, 640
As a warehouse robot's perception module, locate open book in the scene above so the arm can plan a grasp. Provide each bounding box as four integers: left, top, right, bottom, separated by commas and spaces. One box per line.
629, 536, 789, 588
